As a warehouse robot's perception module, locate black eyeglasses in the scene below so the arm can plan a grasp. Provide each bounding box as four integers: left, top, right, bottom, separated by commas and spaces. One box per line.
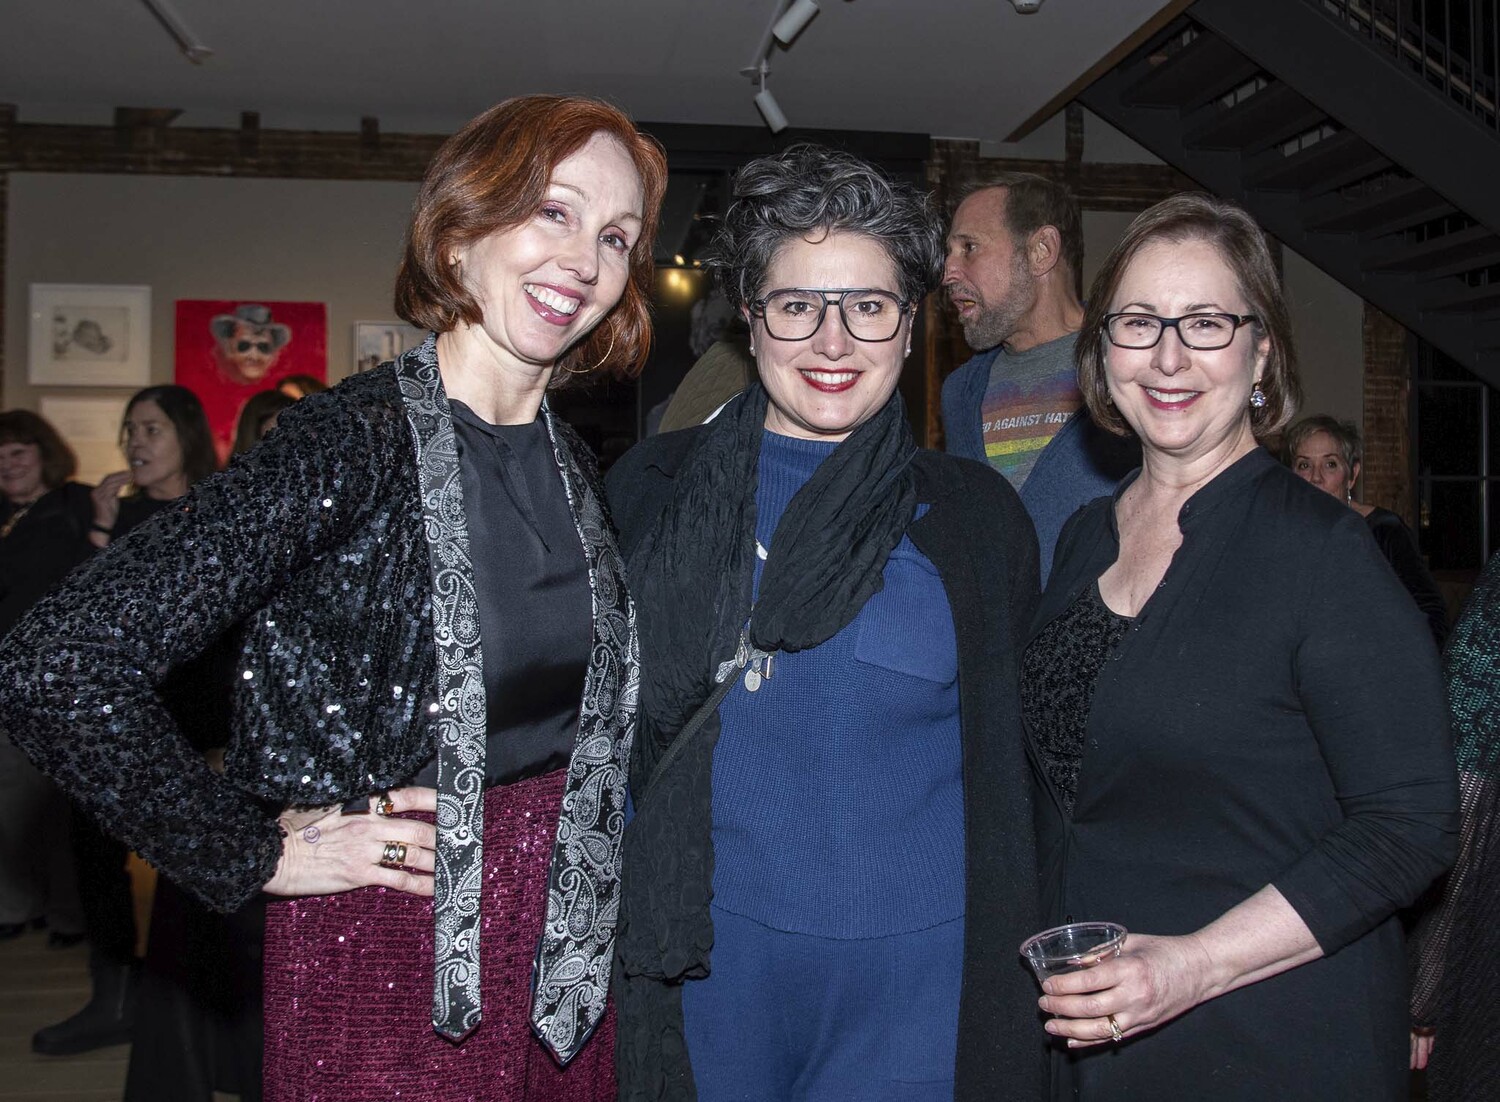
749, 288, 912, 343
1104, 312, 1258, 351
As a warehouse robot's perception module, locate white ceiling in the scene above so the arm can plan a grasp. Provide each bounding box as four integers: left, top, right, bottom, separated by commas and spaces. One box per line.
3, 0, 1170, 144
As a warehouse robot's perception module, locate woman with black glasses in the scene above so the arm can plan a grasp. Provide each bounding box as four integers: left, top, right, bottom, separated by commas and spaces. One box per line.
1021, 194, 1457, 1100
606, 145, 1045, 1101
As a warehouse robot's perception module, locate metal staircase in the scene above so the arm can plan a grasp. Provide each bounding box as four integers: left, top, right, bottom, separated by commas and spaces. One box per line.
1080, 0, 1500, 389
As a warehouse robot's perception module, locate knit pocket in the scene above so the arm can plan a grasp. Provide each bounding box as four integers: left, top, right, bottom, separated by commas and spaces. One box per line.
853, 545, 957, 685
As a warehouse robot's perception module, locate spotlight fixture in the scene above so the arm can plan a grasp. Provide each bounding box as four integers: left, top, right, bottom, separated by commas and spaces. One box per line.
755, 87, 789, 134
772, 0, 820, 45
139, 0, 213, 63
743, 0, 815, 134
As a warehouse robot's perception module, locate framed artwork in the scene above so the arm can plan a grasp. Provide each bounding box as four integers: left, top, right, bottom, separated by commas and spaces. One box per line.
175, 299, 327, 463
38, 395, 130, 485
353, 321, 427, 373
28, 284, 152, 387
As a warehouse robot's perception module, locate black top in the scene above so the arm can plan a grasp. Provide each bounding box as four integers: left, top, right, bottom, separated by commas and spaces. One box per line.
607, 426, 1046, 1102
1364, 506, 1448, 649
0, 481, 92, 639
1029, 447, 1459, 1101
1020, 584, 1130, 815
412, 403, 590, 788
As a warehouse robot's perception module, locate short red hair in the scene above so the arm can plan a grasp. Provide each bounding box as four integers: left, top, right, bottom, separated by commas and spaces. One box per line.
395, 95, 668, 381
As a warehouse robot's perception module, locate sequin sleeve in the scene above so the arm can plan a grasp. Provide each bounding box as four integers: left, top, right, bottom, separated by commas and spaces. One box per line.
0, 379, 400, 912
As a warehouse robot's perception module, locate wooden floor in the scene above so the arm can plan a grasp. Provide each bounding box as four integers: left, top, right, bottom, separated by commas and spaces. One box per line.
0, 862, 1433, 1102
0, 858, 236, 1102
0, 928, 126, 1102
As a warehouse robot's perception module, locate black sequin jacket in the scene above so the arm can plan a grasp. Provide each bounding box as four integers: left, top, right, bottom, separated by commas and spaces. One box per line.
0, 346, 636, 922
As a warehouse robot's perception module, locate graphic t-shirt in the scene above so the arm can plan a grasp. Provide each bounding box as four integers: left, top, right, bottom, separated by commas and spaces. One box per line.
980, 332, 1082, 491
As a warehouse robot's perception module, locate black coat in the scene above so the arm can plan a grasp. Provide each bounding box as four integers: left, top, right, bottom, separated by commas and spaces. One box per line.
1029, 448, 1459, 1101
0, 481, 93, 639
607, 425, 1048, 1102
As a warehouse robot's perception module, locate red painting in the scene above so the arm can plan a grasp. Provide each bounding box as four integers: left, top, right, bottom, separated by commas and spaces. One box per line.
174, 300, 327, 463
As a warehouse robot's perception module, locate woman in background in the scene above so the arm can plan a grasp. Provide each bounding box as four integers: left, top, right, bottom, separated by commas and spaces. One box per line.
1025, 194, 1456, 1100
87, 385, 218, 549
30, 385, 220, 1060
1409, 550, 1500, 1099
232, 389, 296, 455
1283, 413, 1447, 647
0, 410, 88, 949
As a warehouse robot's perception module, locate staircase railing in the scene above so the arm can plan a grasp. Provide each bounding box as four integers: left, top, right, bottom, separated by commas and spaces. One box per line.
1308, 0, 1499, 130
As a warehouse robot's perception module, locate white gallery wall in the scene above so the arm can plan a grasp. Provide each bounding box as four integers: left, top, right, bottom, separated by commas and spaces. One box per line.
4, 172, 421, 458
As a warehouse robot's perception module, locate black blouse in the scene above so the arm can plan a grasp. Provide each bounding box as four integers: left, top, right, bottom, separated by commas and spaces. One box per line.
413, 402, 591, 788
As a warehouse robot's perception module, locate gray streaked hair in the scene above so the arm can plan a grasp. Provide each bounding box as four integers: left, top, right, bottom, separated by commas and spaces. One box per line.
706, 144, 945, 312
1282, 414, 1362, 470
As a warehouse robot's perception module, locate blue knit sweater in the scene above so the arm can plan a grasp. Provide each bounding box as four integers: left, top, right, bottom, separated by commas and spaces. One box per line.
709, 430, 965, 939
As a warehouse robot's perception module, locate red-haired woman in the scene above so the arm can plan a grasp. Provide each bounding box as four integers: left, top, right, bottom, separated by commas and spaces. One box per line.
0, 95, 665, 1101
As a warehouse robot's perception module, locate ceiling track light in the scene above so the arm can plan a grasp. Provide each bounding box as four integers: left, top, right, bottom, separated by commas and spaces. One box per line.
772, 0, 820, 46
139, 0, 214, 64
743, 0, 818, 134
751, 61, 788, 134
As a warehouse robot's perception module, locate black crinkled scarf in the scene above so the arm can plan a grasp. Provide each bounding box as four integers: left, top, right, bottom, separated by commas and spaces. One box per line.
614, 381, 917, 1100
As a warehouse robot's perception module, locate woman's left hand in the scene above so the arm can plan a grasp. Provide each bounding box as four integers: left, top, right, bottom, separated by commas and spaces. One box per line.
1038, 932, 1216, 1047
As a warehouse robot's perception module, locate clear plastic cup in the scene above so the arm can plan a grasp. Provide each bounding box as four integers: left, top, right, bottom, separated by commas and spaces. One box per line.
1019, 921, 1127, 983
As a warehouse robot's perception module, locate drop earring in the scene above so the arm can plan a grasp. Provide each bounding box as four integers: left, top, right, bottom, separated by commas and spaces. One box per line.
1249, 382, 1267, 409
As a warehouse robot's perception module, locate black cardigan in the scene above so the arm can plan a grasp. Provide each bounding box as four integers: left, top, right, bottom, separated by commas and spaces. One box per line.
1030, 447, 1459, 1101
0, 481, 93, 639
607, 425, 1047, 1102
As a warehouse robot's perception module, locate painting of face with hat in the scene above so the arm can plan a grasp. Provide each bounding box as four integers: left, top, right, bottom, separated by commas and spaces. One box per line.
211, 303, 293, 384
176, 299, 327, 463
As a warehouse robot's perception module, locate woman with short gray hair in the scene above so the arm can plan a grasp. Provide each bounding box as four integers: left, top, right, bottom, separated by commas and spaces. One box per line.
607, 144, 1044, 1101
1283, 413, 1447, 646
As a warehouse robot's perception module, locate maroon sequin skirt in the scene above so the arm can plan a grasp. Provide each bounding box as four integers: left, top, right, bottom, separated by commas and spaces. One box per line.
262, 768, 615, 1102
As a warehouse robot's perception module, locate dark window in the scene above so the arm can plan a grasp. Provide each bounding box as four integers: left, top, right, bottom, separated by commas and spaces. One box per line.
1415, 341, 1500, 571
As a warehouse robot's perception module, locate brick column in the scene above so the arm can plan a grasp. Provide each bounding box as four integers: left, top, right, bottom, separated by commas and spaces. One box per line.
1361, 305, 1414, 524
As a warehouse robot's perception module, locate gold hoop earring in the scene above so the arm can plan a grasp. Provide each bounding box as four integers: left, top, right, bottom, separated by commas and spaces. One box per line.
595, 327, 617, 369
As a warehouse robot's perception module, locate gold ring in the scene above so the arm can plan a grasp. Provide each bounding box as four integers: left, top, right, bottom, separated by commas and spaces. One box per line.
378, 840, 407, 868
374, 792, 395, 817
1107, 1014, 1123, 1043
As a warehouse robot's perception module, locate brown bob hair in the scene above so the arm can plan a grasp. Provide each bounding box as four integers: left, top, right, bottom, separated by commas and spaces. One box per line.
394, 95, 668, 383
1077, 193, 1301, 439
0, 409, 77, 492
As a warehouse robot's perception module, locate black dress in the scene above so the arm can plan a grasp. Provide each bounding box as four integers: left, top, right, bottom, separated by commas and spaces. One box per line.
1408, 550, 1500, 1101
1363, 506, 1448, 648
1025, 448, 1458, 1102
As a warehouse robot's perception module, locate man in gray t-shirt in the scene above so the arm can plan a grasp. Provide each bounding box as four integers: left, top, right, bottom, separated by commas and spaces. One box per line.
940, 175, 1137, 580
